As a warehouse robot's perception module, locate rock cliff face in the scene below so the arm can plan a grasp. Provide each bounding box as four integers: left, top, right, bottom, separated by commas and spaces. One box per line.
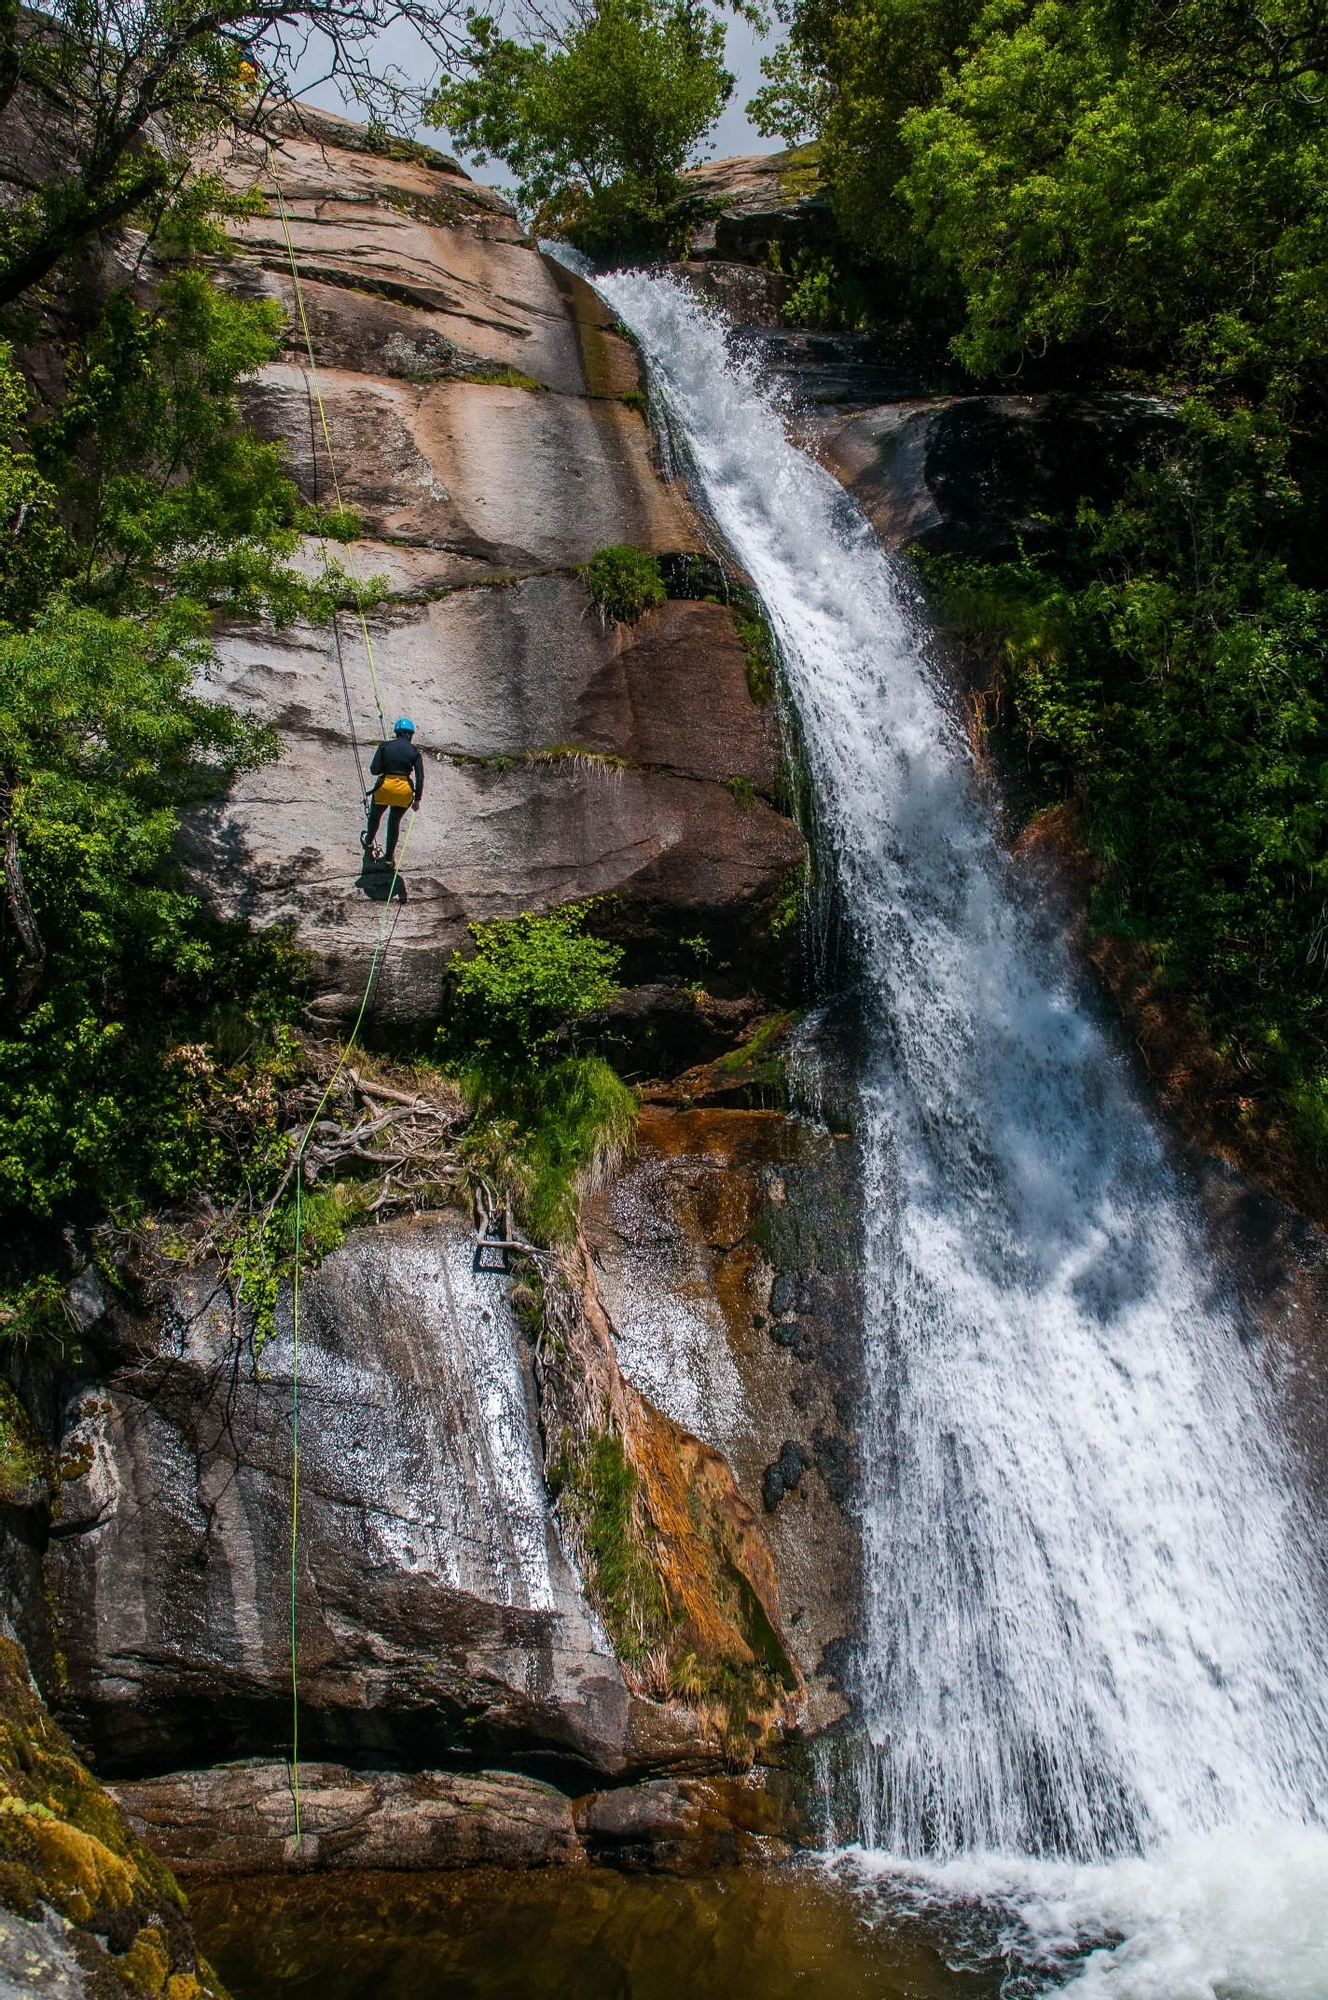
187, 110, 804, 1027
584, 1043, 862, 1737
677, 150, 1176, 544
47, 1217, 637, 1783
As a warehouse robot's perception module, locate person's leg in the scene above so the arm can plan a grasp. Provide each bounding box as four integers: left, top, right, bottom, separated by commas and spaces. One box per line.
363, 800, 385, 852
383, 803, 407, 862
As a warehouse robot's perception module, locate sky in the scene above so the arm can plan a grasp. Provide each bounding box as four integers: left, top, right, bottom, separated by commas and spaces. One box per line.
294, 7, 784, 180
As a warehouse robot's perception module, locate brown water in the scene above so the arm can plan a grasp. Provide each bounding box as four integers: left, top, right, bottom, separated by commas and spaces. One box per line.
192, 1864, 1004, 2000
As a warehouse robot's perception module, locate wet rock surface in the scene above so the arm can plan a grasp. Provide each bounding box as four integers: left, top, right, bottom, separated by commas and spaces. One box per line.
585, 1047, 862, 1735
573, 1771, 799, 1869
802, 391, 1176, 554
110, 1761, 802, 1879
186, 111, 803, 1027
44, 1215, 651, 1783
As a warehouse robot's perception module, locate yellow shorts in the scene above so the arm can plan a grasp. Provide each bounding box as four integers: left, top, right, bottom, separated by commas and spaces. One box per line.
373, 775, 414, 808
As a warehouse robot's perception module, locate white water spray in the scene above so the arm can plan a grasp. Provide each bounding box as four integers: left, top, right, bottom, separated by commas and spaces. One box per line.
586, 265, 1328, 1987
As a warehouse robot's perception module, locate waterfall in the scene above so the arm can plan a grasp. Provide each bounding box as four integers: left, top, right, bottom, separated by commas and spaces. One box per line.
585, 265, 1328, 1987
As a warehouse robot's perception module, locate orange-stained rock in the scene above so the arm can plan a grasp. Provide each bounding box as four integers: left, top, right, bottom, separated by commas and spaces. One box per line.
585, 1046, 862, 1736
536, 1235, 803, 1762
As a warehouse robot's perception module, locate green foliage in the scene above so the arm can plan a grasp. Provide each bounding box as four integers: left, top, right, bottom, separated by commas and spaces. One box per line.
460, 1055, 638, 1242
0, 608, 312, 1223
734, 606, 776, 703
727, 774, 757, 810
0, 1383, 46, 1504
583, 543, 667, 623
747, 43, 830, 145
428, 0, 734, 251
922, 391, 1328, 1126
768, 865, 806, 941
893, 0, 1328, 380
443, 905, 632, 1239
754, 0, 979, 265
780, 250, 871, 332
442, 903, 623, 1071
21, 276, 322, 622
556, 1428, 670, 1660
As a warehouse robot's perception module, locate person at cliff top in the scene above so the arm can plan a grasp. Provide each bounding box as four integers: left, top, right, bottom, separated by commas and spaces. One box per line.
362, 719, 423, 865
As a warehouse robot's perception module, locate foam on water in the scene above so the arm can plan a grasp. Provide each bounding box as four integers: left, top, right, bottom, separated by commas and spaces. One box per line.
844, 1826, 1328, 1998
577, 263, 1328, 1992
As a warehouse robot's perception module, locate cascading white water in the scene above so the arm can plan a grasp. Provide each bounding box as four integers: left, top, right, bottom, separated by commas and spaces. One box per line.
584, 265, 1328, 1987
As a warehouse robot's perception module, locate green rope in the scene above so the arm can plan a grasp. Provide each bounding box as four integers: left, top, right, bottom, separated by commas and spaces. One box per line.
267, 129, 424, 1851
286, 821, 417, 1842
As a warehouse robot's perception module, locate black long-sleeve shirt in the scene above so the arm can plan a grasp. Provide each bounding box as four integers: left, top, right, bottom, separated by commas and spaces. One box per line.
370, 736, 424, 800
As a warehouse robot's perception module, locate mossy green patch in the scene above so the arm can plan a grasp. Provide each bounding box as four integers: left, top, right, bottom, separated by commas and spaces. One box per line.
0, 1637, 224, 1994
0, 1383, 45, 1507
714, 1011, 799, 1093
556, 1429, 671, 1663
462, 365, 547, 391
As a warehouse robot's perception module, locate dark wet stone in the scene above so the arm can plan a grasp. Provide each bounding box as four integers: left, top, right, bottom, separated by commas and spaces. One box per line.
779, 1441, 811, 1490
812, 1430, 855, 1508
769, 1270, 797, 1316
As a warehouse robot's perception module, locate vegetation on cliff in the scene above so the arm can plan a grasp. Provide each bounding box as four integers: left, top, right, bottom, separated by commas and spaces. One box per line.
0, 269, 343, 1335
444, 903, 636, 1242
753, 0, 1328, 1165
427, 0, 734, 250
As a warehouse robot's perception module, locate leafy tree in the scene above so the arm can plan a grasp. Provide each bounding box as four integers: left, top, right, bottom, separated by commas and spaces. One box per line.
894, 0, 1328, 380
748, 0, 979, 261
428, 0, 733, 248
0, 187, 350, 1237
7, 278, 334, 621
0, 0, 472, 305
0, 605, 301, 1219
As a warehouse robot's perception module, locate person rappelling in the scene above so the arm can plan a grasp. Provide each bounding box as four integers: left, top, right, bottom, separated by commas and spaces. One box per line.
361, 717, 423, 865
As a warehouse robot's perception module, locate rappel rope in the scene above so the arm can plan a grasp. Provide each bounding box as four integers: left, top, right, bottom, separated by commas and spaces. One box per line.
270, 139, 390, 752
265, 142, 419, 1844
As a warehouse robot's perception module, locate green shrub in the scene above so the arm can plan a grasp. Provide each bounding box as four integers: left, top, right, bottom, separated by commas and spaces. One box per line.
427, 0, 733, 256
441, 903, 623, 1073
583, 544, 666, 624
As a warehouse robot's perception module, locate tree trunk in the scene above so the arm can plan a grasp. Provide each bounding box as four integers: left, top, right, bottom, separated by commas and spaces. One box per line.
0, 781, 45, 1016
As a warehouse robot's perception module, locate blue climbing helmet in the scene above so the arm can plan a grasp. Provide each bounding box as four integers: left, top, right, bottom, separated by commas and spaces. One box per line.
393, 717, 416, 735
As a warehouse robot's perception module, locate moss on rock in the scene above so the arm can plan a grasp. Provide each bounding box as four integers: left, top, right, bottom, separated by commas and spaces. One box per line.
0, 1638, 226, 1996
0, 1382, 47, 1508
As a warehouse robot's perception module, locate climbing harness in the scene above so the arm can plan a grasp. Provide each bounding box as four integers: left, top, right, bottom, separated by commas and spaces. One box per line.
265, 141, 422, 1847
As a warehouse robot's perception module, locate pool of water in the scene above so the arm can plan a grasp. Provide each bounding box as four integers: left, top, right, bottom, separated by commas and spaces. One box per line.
191, 1864, 1004, 2000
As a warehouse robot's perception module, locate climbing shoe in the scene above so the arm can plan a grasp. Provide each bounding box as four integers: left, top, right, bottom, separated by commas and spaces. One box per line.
360, 831, 379, 858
